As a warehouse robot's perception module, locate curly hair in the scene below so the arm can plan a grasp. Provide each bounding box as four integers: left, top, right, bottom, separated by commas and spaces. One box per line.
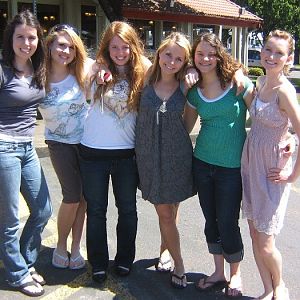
148, 32, 191, 85
45, 25, 87, 92
192, 32, 243, 89
93, 21, 146, 111
2, 10, 46, 89
265, 30, 295, 76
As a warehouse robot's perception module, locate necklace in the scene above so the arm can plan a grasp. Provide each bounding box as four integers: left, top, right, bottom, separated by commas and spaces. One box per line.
156, 98, 168, 125
159, 98, 167, 113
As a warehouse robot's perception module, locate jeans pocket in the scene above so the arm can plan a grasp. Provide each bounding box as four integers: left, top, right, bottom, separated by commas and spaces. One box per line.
0, 142, 16, 154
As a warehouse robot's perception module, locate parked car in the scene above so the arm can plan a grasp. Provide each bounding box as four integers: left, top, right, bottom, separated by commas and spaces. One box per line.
248, 48, 261, 67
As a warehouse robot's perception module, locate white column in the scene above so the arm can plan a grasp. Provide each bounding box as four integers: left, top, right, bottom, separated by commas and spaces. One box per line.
236, 27, 242, 63
178, 22, 193, 43
217, 25, 223, 40
231, 27, 237, 60
242, 27, 249, 67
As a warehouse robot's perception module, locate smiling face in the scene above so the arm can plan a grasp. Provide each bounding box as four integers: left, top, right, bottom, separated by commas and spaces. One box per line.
108, 35, 131, 66
194, 40, 218, 74
261, 37, 292, 73
50, 32, 75, 67
158, 42, 186, 76
13, 24, 38, 63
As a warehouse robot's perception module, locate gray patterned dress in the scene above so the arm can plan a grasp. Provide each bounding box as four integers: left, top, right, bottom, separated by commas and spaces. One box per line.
135, 85, 195, 204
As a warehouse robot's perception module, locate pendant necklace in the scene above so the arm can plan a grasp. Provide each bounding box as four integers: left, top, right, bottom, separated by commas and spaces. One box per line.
157, 98, 167, 125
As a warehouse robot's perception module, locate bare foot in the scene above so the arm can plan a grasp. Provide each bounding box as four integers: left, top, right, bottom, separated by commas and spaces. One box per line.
156, 250, 172, 272
254, 292, 273, 300
196, 272, 227, 290
227, 274, 242, 297
69, 251, 85, 270
274, 285, 290, 300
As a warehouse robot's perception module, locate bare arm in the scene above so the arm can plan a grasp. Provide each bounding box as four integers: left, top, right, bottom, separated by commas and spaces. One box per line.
243, 83, 255, 110
233, 68, 246, 96
267, 84, 300, 183
183, 103, 198, 134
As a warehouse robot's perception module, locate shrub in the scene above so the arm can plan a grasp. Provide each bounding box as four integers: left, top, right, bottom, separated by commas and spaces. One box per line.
248, 67, 265, 77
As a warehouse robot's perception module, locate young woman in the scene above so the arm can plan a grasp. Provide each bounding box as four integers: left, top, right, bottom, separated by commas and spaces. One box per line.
79, 21, 151, 284
135, 32, 195, 289
241, 30, 300, 300
184, 32, 254, 297
39, 24, 92, 270
0, 10, 52, 297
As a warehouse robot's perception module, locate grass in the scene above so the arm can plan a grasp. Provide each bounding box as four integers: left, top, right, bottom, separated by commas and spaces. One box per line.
289, 77, 300, 87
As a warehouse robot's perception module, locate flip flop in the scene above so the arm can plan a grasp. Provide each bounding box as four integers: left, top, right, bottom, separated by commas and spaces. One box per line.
69, 253, 86, 270
16, 280, 45, 297
171, 272, 187, 289
155, 258, 172, 273
29, 268, 46, 286
225, 285, 243, 298
195, 277, 228, 292
52, 248, 69, 269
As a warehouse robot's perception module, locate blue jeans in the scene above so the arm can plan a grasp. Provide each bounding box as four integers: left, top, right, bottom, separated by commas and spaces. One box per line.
193, 158, 244, 263
0, 141, 52, 286
80, 156, 138, 271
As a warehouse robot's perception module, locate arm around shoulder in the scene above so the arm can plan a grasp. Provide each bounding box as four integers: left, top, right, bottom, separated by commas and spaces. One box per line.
279, 85, 300, 182
183, 103, 198, 134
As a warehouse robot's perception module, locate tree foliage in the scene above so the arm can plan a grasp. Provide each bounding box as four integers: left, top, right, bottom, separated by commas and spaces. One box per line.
233, 0, 300, 41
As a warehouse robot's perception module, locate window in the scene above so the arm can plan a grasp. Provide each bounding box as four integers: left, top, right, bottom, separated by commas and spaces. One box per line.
18, 3, 60, 34
0, 1, 8, 49
81, 5, 96, 55
129, 19, 155, 50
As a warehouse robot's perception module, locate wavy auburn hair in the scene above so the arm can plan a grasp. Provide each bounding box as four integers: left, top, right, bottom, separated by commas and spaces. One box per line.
192, 32, 243, 89
94, 21, 146, 111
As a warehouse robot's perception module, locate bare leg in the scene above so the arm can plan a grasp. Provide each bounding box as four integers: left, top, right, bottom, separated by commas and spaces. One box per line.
54, 199, 86, 268
257, 231, 286, 300
197, 254, 226, 288
71, 198, 86, 256
227, 262, 242, 296
248, 220, 285, 300
157, 203, 179, 270
155, 204, 186, 287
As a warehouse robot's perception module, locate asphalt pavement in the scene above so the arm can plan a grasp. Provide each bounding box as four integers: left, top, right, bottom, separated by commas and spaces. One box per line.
0, 118, 299, 300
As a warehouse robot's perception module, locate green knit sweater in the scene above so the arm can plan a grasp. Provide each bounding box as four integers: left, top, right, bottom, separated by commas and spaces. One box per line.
187, 79, 253, 168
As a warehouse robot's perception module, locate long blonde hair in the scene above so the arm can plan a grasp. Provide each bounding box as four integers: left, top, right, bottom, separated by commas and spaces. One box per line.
45, 26, 87, 92
94, 21, 146, 111
265, 30, 295, 76
148, 32, 191, 85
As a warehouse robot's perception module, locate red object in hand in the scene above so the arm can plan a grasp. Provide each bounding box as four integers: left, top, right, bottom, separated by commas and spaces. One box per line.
103, 73, 110, 80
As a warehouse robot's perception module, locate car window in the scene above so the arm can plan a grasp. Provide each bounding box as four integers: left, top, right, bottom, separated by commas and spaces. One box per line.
248, 50, 260, 60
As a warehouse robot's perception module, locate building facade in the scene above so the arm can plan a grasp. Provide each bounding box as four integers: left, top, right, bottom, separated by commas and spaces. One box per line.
1, 0, 262, 65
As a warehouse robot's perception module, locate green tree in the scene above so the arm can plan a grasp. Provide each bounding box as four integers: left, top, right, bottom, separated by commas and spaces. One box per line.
233, 0, 300, 62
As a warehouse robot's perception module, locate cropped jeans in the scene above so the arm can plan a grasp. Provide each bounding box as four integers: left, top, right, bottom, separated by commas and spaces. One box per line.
80, 156, 138, 272
193, 158, 244, 263
0, 141, 52, 286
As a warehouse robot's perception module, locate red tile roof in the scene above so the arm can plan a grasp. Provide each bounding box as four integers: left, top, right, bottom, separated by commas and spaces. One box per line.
123, 0, 262, 28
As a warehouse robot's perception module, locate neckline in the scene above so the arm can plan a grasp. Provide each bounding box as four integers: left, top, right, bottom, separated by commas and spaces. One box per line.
256, 77, 279, 104
51, 74, 72, 85
197, 83, 232, 103
152, 84, 179, 102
